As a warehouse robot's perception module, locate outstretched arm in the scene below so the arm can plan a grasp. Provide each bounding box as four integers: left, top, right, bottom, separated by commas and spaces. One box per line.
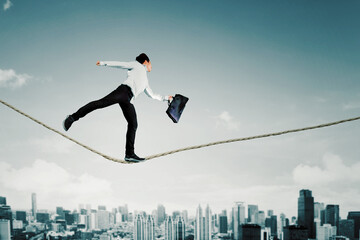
96, 61, 134, 69
145, 86, 172, 102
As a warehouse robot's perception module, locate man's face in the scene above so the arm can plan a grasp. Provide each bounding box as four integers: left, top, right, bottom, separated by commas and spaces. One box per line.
145, 61, 152, 72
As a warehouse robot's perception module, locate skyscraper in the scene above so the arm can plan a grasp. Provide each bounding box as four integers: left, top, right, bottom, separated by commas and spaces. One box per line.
134, 214, 145, 240
258, 211, 265, 228
347, 211, 360, 239
157, 204, 166, 226
297, 189, 315, 239
205, 205, 212, 240
339, 219, 354, 240
0, 204, 13, 236
325, 204, 340, 234
0, 196, 6, 205
247, 205, 259, 224
56, 207, 65, 220
145, 215, 155, 240
270, 215, 277, 238
219, 212, 228, 234
15, 211, 27, 224
314, 202, 325, 220
283, 225, 308, 240
195, 205, 212, 240
239, 224, 261, 240
31, 193, 37, 221
0, 219, 11, 240
181, 210, 188, 224
316, 223, 336, 240
232, 202, 245, 240
119, 204, 129, 222
98, 210, 110, 230
195, 205, 204, 240
165, 216, 174, 240
174, 216, 186, 240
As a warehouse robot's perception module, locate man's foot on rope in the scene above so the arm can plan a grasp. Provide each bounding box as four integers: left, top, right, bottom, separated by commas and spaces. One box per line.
63, 115, 75, 131
125, 153, 145, 163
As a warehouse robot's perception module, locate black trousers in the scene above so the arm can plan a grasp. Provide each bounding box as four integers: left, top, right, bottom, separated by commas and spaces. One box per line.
71, 84, 137, 155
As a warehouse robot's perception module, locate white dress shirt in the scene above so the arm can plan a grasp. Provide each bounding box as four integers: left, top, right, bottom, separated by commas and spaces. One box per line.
99, 60, 169, 102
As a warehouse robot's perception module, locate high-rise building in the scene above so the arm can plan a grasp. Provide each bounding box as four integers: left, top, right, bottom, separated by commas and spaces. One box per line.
325, 204, 340, 234
98, 205, 106, 211
316, 223, 336, 240
239, 224, 261, 240
283, 225, 308, 240
89, 212, 98, 230
165, 216, 174, 240
56, 207, 65, 220
15, 211, 27, 224
134, 214, 145, 240
248, 205, 259, 224
145, 215, 155, 240
219, 213, 228, 234
157, 204, 166, 226
0, 219, 11, 240
195, 205, 211, 240
31, 193, 37, 221
118, 204, 129, 222
347, 211, 360, 239
195, 205, 204, 240
270, 215, 277, 238
280, 213, 288, 233
174, 216, 186, 240
297, 189, 315, 239
205, 205, 212, 240
314, 202, 325, 220
258, 211, 265, 228
181, 210, 188, 224
65, 211, 75, 225
339, 219, 354, 240
267, 210, 274, 217
98, 210, 110, 230
232, 202, 246, 240
36, 212, 50, 223
0, 204, 13, 236
0, 196, 6, 205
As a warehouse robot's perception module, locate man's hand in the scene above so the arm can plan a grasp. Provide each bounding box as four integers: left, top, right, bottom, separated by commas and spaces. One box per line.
96, 61, 100, 66
169, 96, 173, 101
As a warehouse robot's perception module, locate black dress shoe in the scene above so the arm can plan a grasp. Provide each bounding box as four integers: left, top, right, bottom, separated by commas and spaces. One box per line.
63, 115, 75, 131
125, 153, 145, 162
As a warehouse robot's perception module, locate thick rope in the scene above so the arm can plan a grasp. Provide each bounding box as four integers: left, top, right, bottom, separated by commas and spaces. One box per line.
1, 99, 360, 163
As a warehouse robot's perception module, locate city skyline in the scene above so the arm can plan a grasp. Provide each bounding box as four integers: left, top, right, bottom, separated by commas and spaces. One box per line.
1, 0, 360, 223
0, 189, 355, 221
1, 189, 360, 240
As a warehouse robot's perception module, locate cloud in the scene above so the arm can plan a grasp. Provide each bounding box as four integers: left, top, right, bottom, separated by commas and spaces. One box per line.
343, 101, 360, 110
0, 159, 114, 209
0, 69, 32, 88
292, 153, 360, 186
30, 136, 74, 154
3, 0, 12, 11
214, 111, 240, 131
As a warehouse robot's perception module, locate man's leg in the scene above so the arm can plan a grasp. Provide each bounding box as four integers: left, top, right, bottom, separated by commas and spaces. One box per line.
63, 88, 122, 131
119, 101, 138, 156
71, 88, 122, 121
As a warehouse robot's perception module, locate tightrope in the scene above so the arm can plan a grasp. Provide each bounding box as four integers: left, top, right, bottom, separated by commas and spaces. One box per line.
1, 99, 360, 164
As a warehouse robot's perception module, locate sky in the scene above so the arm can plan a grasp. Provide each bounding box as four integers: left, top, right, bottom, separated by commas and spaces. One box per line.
0, 0, 360, 219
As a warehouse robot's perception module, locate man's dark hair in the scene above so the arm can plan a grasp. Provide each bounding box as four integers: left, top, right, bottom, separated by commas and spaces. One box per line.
136, 53, 150, 64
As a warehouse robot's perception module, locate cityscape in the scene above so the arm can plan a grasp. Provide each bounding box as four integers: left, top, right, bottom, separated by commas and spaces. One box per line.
0, 189, 359, 240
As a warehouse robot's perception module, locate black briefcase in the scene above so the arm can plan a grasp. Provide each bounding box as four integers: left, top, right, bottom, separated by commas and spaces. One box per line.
166, 94, 189, 123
